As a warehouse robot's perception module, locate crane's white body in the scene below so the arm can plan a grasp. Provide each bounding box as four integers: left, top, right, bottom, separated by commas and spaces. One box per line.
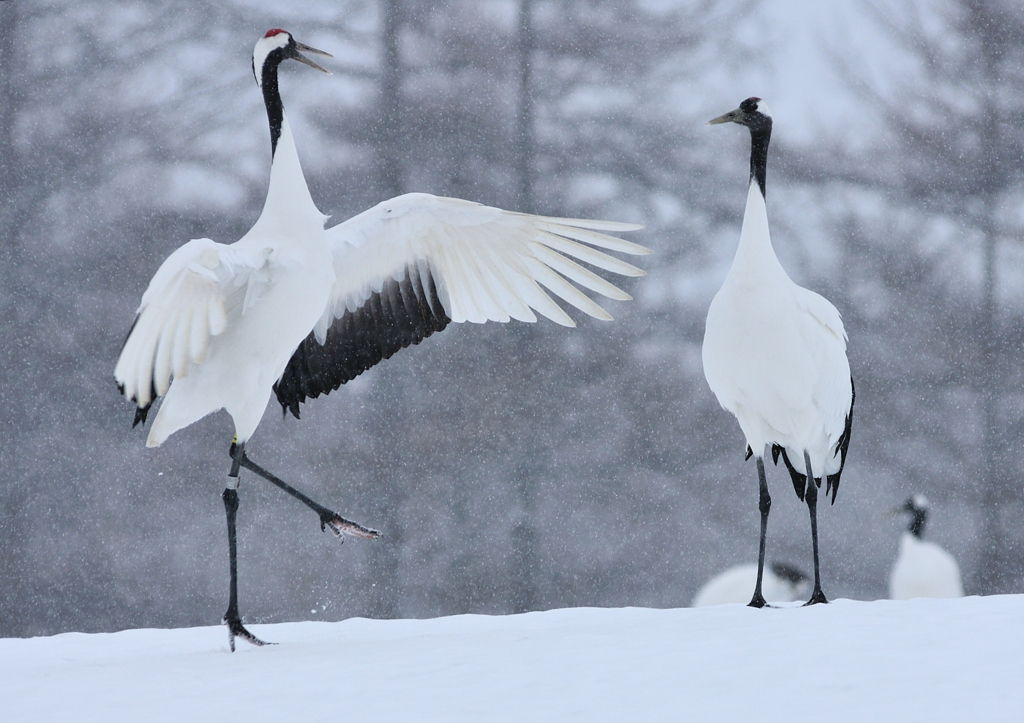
702, 181, 851, 475
889, 531, 964, 600
116, 117, 333, 446
115, 87, 647, 448
692, 563, 806, 607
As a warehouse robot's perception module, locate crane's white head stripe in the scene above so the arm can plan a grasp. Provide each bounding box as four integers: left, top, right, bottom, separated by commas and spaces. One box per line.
253, 31, 292, 87
740, 97, 772, 119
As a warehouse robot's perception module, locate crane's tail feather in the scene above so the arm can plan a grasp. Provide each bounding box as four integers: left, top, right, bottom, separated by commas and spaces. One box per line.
827, 377, 856, 505
772, 445, 809, 502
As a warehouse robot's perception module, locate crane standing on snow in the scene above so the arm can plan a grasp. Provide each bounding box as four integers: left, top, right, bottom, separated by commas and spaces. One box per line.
115, 29, 648, 650
889, 495, 964, 600
702, 98, 854, 607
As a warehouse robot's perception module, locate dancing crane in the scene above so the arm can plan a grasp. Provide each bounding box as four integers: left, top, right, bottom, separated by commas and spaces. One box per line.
115, 30, 648, 650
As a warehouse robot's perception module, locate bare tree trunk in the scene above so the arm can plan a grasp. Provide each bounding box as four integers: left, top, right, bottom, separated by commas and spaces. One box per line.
514, 0, 535, 213
507, 0, 543, 615
361, 0, 410, 619
366, 370, 404, 619
976, 18, 1005, 593
0, 0, 29, 636
977, 197, 1002, 592
0, 1, 18, 267
377, 0, 403, 199
509, 453, 541, 614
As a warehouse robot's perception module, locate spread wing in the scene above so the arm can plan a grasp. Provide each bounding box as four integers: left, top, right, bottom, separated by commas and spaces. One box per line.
273, 192, 648, 418
114, 238, 271, 422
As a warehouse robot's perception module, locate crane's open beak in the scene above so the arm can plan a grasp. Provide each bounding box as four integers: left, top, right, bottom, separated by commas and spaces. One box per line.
707, 108, 744, 126
293, 41, 333, 75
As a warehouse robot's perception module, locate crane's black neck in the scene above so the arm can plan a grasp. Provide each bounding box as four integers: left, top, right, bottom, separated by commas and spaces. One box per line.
259, 53, 287, 158
748, 119, 772, 198
908, 508, 927, 539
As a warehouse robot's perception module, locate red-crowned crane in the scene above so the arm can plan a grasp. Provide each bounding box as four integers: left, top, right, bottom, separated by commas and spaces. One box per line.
702, 98, 853, 607
889, 495, 964, 600
115, 30, 648, 650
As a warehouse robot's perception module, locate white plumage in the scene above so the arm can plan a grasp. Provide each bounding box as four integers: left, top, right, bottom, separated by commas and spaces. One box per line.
692, 563, 808, 607
702, 182, 851, 473
117, 187, 646, 448
318, 194, 646, 334
117, 117, 334, 447
702, 97, 854, 606
115, 38, 648, 451
889, 495, 965, 600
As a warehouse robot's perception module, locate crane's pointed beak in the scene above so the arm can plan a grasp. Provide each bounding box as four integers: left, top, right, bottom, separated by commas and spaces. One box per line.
707, 108, 743, 126
293, 42, 333, 75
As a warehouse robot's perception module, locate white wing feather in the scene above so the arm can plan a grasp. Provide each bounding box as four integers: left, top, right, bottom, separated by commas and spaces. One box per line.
114, 238, 270, 408
316, 193, 648, 340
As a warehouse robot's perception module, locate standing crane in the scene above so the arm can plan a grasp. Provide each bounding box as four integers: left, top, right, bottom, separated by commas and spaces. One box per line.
115, 30, 648, 650
702, 98, 854, 607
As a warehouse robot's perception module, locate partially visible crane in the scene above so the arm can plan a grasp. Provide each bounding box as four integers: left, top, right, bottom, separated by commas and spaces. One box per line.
889, 495, 964, 600
692, 562, 808, 607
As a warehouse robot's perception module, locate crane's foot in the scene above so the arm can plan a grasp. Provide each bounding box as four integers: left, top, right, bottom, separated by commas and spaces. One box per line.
320, 511, 380, 540
804, 588, 828, 606
224, 613, 273, 652
747, 592, 769, 608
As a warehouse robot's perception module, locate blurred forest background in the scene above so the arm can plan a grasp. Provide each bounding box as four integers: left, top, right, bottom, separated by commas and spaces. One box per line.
2, 0, 1024, 637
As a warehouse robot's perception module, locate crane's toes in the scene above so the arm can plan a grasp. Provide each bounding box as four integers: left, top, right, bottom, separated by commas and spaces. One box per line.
320, 512, 380, 540
803, 589, 828, 606
224, 615, 273, 651
747, 592, 769, 608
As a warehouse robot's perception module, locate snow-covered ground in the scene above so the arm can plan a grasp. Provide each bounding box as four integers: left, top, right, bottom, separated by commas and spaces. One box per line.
3, 595, 1020, 722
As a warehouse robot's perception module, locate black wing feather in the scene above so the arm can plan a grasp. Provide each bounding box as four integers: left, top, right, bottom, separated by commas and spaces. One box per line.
273, 265, 451, 419
825, 376, 855, 504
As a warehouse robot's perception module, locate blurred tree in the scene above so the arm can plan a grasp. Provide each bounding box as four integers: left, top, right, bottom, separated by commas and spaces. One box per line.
352, 0, 753, 616
508, 0, 541, 614
0, 0, 772, 636
0, 0, 28, 635
514, 0, 536, 214
376, 0, 404, 200
0, 0, 374, 635
827, 0, 1024, 592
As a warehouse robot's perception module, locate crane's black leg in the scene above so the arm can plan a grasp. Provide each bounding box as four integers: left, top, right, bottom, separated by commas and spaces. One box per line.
222, 441, 270, 651
803, 451, 828, 605
229, 442, 379, 540
749, 457, 771, 608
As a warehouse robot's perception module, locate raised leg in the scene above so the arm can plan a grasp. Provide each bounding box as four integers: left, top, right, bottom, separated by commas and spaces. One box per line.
229, 442, 379, 540
749, 457, 771, 608
222, 441, 270, 651
803, 451, 828, 605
